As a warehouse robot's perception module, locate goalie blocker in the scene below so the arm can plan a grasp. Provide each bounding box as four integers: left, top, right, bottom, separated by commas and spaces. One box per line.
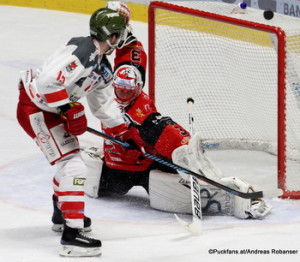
81, 142, 271, 219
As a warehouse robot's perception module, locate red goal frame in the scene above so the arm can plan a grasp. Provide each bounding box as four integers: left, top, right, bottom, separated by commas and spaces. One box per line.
148, 1, 299, 199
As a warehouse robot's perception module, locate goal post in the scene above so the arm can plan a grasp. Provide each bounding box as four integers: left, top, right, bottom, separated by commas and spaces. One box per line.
148, 1, 300, 199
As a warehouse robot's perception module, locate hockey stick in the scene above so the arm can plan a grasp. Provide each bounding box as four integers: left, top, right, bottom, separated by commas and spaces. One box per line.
86, 127, 283, 199
174, 98, 202, 234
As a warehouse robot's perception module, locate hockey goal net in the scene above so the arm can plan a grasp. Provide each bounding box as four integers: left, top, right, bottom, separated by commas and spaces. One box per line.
148, 1, 300, 199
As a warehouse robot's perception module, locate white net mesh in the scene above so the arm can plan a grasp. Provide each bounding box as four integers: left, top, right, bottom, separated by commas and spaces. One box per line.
149, 1, 300, 197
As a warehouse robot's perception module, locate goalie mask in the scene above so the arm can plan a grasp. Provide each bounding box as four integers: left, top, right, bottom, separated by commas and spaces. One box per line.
112, 65, 143, 106
106, 1, 131, 25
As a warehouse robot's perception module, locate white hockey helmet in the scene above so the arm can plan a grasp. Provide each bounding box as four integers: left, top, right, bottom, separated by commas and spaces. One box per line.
112, 65, 143, 106
106, 1, 131, 24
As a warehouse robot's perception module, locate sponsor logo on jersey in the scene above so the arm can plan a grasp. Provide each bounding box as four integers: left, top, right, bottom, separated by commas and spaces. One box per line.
91, 72, 100, 81
73, 177, 86, 186
66, 61, 78, 72
100, 64, 113, 83
85, 71, 101, 91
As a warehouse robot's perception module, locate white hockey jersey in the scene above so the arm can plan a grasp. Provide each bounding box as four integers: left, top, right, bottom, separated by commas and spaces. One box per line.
20, 36, 124, 128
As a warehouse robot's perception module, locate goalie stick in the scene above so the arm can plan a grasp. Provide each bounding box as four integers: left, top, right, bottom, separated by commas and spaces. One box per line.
187, 97, 195, 136
87, 127, 282, 199
174, 97, 202, 234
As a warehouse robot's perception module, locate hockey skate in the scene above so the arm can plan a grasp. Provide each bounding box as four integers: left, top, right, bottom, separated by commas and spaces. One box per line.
60, 225, 101, 257
246, 199, 272, 219
51, 195, 92, 232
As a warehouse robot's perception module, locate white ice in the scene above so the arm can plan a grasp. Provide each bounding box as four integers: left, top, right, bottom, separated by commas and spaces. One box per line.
0, 5, 300, 262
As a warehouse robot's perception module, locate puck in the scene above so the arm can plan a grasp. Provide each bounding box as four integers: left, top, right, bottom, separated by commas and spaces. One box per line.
263, 10, 274, 20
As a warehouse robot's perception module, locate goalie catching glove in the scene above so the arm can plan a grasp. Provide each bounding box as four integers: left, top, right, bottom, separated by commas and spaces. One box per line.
59, 102, 87, 135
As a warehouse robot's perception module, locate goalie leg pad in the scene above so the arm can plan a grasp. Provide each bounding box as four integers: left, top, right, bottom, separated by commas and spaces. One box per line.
149, 171, 235, 216
172, 132, 223, 181
149, 170, 192, 214
149, 171, 271, 219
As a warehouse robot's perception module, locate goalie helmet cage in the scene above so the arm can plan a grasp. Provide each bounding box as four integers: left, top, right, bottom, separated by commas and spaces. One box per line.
148, 1, 300, 199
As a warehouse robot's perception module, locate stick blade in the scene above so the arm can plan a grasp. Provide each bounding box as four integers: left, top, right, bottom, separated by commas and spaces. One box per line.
174, 214, 202, 235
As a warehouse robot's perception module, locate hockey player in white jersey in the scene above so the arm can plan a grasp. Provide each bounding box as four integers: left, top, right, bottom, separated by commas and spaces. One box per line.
16, 7, 144, 257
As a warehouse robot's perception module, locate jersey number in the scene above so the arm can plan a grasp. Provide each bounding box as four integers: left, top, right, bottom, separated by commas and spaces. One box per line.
56, 71, 66, 84
131, 50, 141, 62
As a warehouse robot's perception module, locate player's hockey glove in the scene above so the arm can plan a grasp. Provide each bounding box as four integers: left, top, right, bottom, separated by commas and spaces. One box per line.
59, 102, 87, 135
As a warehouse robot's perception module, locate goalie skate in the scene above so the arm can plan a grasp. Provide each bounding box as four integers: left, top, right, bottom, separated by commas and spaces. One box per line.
59, 226, 101, 257
220, 177, 272, 219
247, 199, 272, 219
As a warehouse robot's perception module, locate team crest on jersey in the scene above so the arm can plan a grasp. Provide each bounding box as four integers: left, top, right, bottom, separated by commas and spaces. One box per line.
135, 108, 144, 118
66, 61, 78, 72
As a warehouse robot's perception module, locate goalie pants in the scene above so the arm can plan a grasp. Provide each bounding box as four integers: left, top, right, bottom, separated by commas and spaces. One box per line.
98, 157, 178, 196
99, 163, 149, 195
17, 86, 87, 228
